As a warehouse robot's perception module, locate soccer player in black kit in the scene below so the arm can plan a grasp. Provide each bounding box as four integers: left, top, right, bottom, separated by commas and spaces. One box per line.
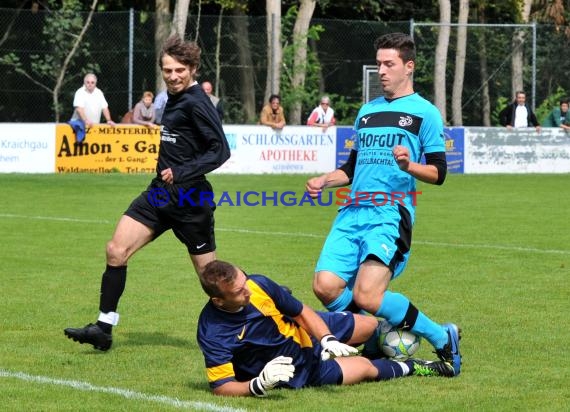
64, 35, 230, 351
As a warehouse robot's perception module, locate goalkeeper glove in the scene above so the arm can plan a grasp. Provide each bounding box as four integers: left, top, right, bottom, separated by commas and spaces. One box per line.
320, 334, 359, 361
249, 356, 295, 397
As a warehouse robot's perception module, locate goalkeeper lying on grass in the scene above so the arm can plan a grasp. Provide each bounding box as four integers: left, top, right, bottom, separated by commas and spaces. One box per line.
197, 260, 454, 397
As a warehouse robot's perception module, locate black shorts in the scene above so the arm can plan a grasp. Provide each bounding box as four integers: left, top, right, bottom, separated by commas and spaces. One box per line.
125, 177, 216, 255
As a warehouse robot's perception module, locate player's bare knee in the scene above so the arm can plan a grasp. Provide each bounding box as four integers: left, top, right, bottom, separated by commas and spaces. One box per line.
312, 282, 330, 304
312, 278, 338, 304
106, 240, 129, 266
353, 289, 383, 314
313, 271, 346, 301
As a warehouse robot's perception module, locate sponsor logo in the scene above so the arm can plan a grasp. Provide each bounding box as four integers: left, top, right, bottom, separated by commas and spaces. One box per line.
145, 188, 422, 207
398, 116, 413, 127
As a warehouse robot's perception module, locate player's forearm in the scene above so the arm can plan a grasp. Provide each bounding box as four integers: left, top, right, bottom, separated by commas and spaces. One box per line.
294, 304, 331, 342
322, 169, 350, 189
405, 162, 439, 185
213, 381, 251, 397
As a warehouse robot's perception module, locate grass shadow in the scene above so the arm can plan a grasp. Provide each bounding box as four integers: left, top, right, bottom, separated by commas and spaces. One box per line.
122, 331, 191, 348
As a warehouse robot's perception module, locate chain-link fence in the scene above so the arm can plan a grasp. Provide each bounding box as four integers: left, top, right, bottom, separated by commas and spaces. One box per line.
1, 8, 568, 125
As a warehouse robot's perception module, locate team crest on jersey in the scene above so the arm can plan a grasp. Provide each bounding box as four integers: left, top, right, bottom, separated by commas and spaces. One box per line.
398, 116, 413, 127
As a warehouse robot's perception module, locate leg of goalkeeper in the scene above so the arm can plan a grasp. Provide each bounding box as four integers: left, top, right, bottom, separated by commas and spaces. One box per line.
335, 356, 415, 384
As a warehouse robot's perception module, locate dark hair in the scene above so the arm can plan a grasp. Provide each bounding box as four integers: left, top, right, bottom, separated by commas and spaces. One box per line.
159, 35, 201, 70
199, 260, 238, 298
269, 94, 281, 103
374, 32, 416, 63
560, 98, 569, 105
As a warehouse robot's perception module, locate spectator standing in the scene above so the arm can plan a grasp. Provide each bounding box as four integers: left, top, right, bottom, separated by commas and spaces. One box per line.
542, 98, 570, 131
132, 91, 156, 127
201, 81, 224, 121
260, 94, 286, 130
499, 91, 541, 132
307, 95, 336, 131
154, 89, 168, 125
70, 73, 115, 127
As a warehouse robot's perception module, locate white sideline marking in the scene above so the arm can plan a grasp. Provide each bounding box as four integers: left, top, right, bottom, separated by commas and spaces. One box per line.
0, 213, 112, 224
1, 213, 569, 256
0, 369, 245, 412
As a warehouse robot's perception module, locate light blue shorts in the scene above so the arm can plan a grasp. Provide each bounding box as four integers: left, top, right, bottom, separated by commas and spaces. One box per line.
315, 205, 413, 284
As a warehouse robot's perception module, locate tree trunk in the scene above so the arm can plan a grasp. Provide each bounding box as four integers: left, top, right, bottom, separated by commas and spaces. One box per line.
214, 6, 223, 96
265, 0, 282, 102
155, 0, 171, 93
451, 0, 469, 126
172, 0, 191, 39
434, 0, 450, 124
53, 0, 98, 122
511, 0, 532, 99
231, 8, 257, 123
476, 6, 490, 126
289, 0, 316, 125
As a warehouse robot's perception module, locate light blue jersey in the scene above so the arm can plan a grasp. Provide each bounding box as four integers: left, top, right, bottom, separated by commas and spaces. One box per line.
316, 93, 445, 291
348, 93, 445, 219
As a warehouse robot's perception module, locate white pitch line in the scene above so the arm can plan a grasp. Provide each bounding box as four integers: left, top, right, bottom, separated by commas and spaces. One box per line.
413, 240, 570, 255
0, 213, 113, 224
0, 369, 246, 412
1, 213, 569, 256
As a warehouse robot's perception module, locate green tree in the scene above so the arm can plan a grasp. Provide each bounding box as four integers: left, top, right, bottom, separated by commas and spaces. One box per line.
0, 0, 99, 121
535, 86, 567, 124
280, 5, 323, 124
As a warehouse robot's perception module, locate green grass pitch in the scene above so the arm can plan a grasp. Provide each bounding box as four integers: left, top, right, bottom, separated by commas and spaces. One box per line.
0, 173, 569, 411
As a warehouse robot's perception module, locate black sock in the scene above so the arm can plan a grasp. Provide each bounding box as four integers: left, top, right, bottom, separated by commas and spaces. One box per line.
372, 359, 409, 380
344, 300, 362, 313
99, 264, 127, 314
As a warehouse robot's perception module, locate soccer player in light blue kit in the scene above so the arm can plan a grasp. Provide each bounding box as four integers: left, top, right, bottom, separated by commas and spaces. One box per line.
306, 32, 462, 375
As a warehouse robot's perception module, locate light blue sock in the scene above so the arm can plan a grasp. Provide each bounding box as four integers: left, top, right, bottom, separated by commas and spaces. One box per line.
412, 312, 448, 349
375, 291, 447, 349
374, 290, 408, 325
325, 287, 354, 312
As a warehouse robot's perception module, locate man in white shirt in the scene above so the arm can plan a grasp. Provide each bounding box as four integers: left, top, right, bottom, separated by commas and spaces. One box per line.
70, 73, 115, 127
307, 95, 336, 131
499, 91, 540, 132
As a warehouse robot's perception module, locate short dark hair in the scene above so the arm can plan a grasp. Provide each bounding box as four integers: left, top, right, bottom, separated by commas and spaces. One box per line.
269, 94, 281, 103
374, 32, 416, 63
560, 98, 569, 105
199, 260, 238, 298
159, 35, 201, 70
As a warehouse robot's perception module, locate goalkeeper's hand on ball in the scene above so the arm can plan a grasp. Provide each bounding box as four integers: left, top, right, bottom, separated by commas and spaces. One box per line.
320, 334, 359, 361
249, 356, 295, 397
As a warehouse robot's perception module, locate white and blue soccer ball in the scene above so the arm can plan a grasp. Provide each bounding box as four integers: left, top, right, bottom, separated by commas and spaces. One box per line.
378, 319, 421, 360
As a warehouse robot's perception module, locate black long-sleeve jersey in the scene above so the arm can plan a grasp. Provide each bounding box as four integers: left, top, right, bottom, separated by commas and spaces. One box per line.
158, 83, 230, 184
